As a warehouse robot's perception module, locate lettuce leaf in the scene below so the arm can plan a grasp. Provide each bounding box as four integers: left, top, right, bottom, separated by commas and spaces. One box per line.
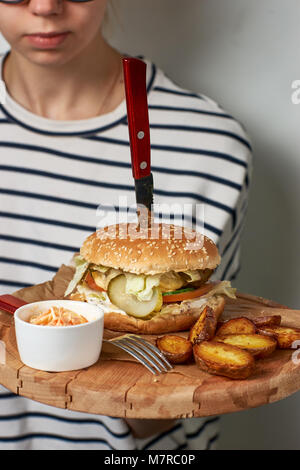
89, 264, 110, 273
125, 273, 145, 296
125, 273, 161, 301
205, 280, 237, 299
182, 270, 203, 282
138, 275, 161, 301
64, 255, 89, 297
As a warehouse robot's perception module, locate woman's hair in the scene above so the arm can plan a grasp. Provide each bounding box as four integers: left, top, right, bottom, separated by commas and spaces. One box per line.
102, 0, 122, 38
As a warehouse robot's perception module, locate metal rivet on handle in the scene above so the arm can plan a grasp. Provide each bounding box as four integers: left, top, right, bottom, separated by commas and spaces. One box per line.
137, 131, 145, 139
140, 161, 147, 170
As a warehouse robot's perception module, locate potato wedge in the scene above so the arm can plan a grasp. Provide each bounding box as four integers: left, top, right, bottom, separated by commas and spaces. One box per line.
193, 341, 255, 380
216, 333, 277, 358
216, 317, 256, 336
257, 325, 300, 349
156, 335, 193, 364
252, 315, 281, 328
188, 306, 218, 345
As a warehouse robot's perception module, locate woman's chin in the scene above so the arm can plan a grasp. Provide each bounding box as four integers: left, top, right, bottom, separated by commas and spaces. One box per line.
22, 47, 79, 68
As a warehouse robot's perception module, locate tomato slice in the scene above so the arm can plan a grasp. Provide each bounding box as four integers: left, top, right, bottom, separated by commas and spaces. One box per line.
162, 282, 218, 303
85, 272, 106, 292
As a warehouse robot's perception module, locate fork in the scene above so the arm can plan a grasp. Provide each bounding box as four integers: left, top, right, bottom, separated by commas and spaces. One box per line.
104, 334, 173, 375
0, 294, 173, 375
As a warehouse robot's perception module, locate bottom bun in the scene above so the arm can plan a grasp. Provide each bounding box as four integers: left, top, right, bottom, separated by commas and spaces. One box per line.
103, 295, 225, 334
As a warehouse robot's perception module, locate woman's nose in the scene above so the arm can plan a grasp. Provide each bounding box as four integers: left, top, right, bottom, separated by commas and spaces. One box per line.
28, 0, 63, 16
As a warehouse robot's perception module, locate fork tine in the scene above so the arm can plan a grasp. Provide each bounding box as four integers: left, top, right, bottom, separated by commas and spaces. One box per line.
128, 335, 173, 370
124, 336, 171, 372
116, 338, 165, 374
111, 340, 159, 375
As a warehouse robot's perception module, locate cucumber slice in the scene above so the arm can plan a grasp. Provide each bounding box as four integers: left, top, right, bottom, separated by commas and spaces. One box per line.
162, 287, 196, 296
108, 275, 162, 318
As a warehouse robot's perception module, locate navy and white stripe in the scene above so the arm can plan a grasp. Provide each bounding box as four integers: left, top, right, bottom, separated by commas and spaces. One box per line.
0, 390, 135, 450
135, 416, 220, 451
0, 51, 252, 449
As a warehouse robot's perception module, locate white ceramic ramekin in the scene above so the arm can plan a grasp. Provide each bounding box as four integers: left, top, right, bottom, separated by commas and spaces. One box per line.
14, 300, 104, 372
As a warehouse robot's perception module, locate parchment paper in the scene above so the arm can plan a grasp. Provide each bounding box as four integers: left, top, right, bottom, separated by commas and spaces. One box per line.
0, 264, 292, 378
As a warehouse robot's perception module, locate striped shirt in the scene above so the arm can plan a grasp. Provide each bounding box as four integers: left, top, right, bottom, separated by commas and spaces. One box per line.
0, 51, 252, 449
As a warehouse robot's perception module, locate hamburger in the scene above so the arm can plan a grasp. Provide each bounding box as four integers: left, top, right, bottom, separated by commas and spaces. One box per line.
64, 223, 236, 334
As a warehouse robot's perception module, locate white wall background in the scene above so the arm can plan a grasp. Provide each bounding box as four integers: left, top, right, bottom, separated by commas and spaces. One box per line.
1, 0, 300, 450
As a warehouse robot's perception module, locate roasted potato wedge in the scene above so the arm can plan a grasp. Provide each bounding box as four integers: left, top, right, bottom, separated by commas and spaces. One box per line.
188, 306, 218, 345
252, 315, 282, 328
257, 325, 300, 349
216, 333, 277, 358
216, 317, 256, 336
156, 335, 193, 364
193, 341, 255, 380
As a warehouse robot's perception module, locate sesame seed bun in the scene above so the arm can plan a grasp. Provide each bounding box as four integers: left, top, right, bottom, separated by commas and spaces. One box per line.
80, 223, 220, 275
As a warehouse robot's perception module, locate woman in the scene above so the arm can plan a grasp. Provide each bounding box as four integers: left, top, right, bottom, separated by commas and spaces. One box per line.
0, 0, 252, 450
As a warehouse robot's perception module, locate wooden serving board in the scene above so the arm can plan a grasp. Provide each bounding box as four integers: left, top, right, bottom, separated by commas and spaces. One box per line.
1, 285, 300, 419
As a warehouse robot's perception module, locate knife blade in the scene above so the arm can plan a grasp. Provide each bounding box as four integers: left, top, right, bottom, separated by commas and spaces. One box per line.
122, 57, 154, 214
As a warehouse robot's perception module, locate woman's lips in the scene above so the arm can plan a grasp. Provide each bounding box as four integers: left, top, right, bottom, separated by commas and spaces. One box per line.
25, 32, 70, 49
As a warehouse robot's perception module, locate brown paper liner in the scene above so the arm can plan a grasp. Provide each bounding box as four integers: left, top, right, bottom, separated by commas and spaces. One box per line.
0, 264, 292, 377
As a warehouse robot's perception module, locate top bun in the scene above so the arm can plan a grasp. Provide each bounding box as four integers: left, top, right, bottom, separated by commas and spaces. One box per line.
80, 223, 220, 275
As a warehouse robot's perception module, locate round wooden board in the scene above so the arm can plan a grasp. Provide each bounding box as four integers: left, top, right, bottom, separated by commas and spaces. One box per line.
1, 292, 300, 419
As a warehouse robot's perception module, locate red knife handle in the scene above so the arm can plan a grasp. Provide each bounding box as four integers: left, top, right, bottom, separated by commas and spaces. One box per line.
123, 57, 151, 180
0, 294, 28, 315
